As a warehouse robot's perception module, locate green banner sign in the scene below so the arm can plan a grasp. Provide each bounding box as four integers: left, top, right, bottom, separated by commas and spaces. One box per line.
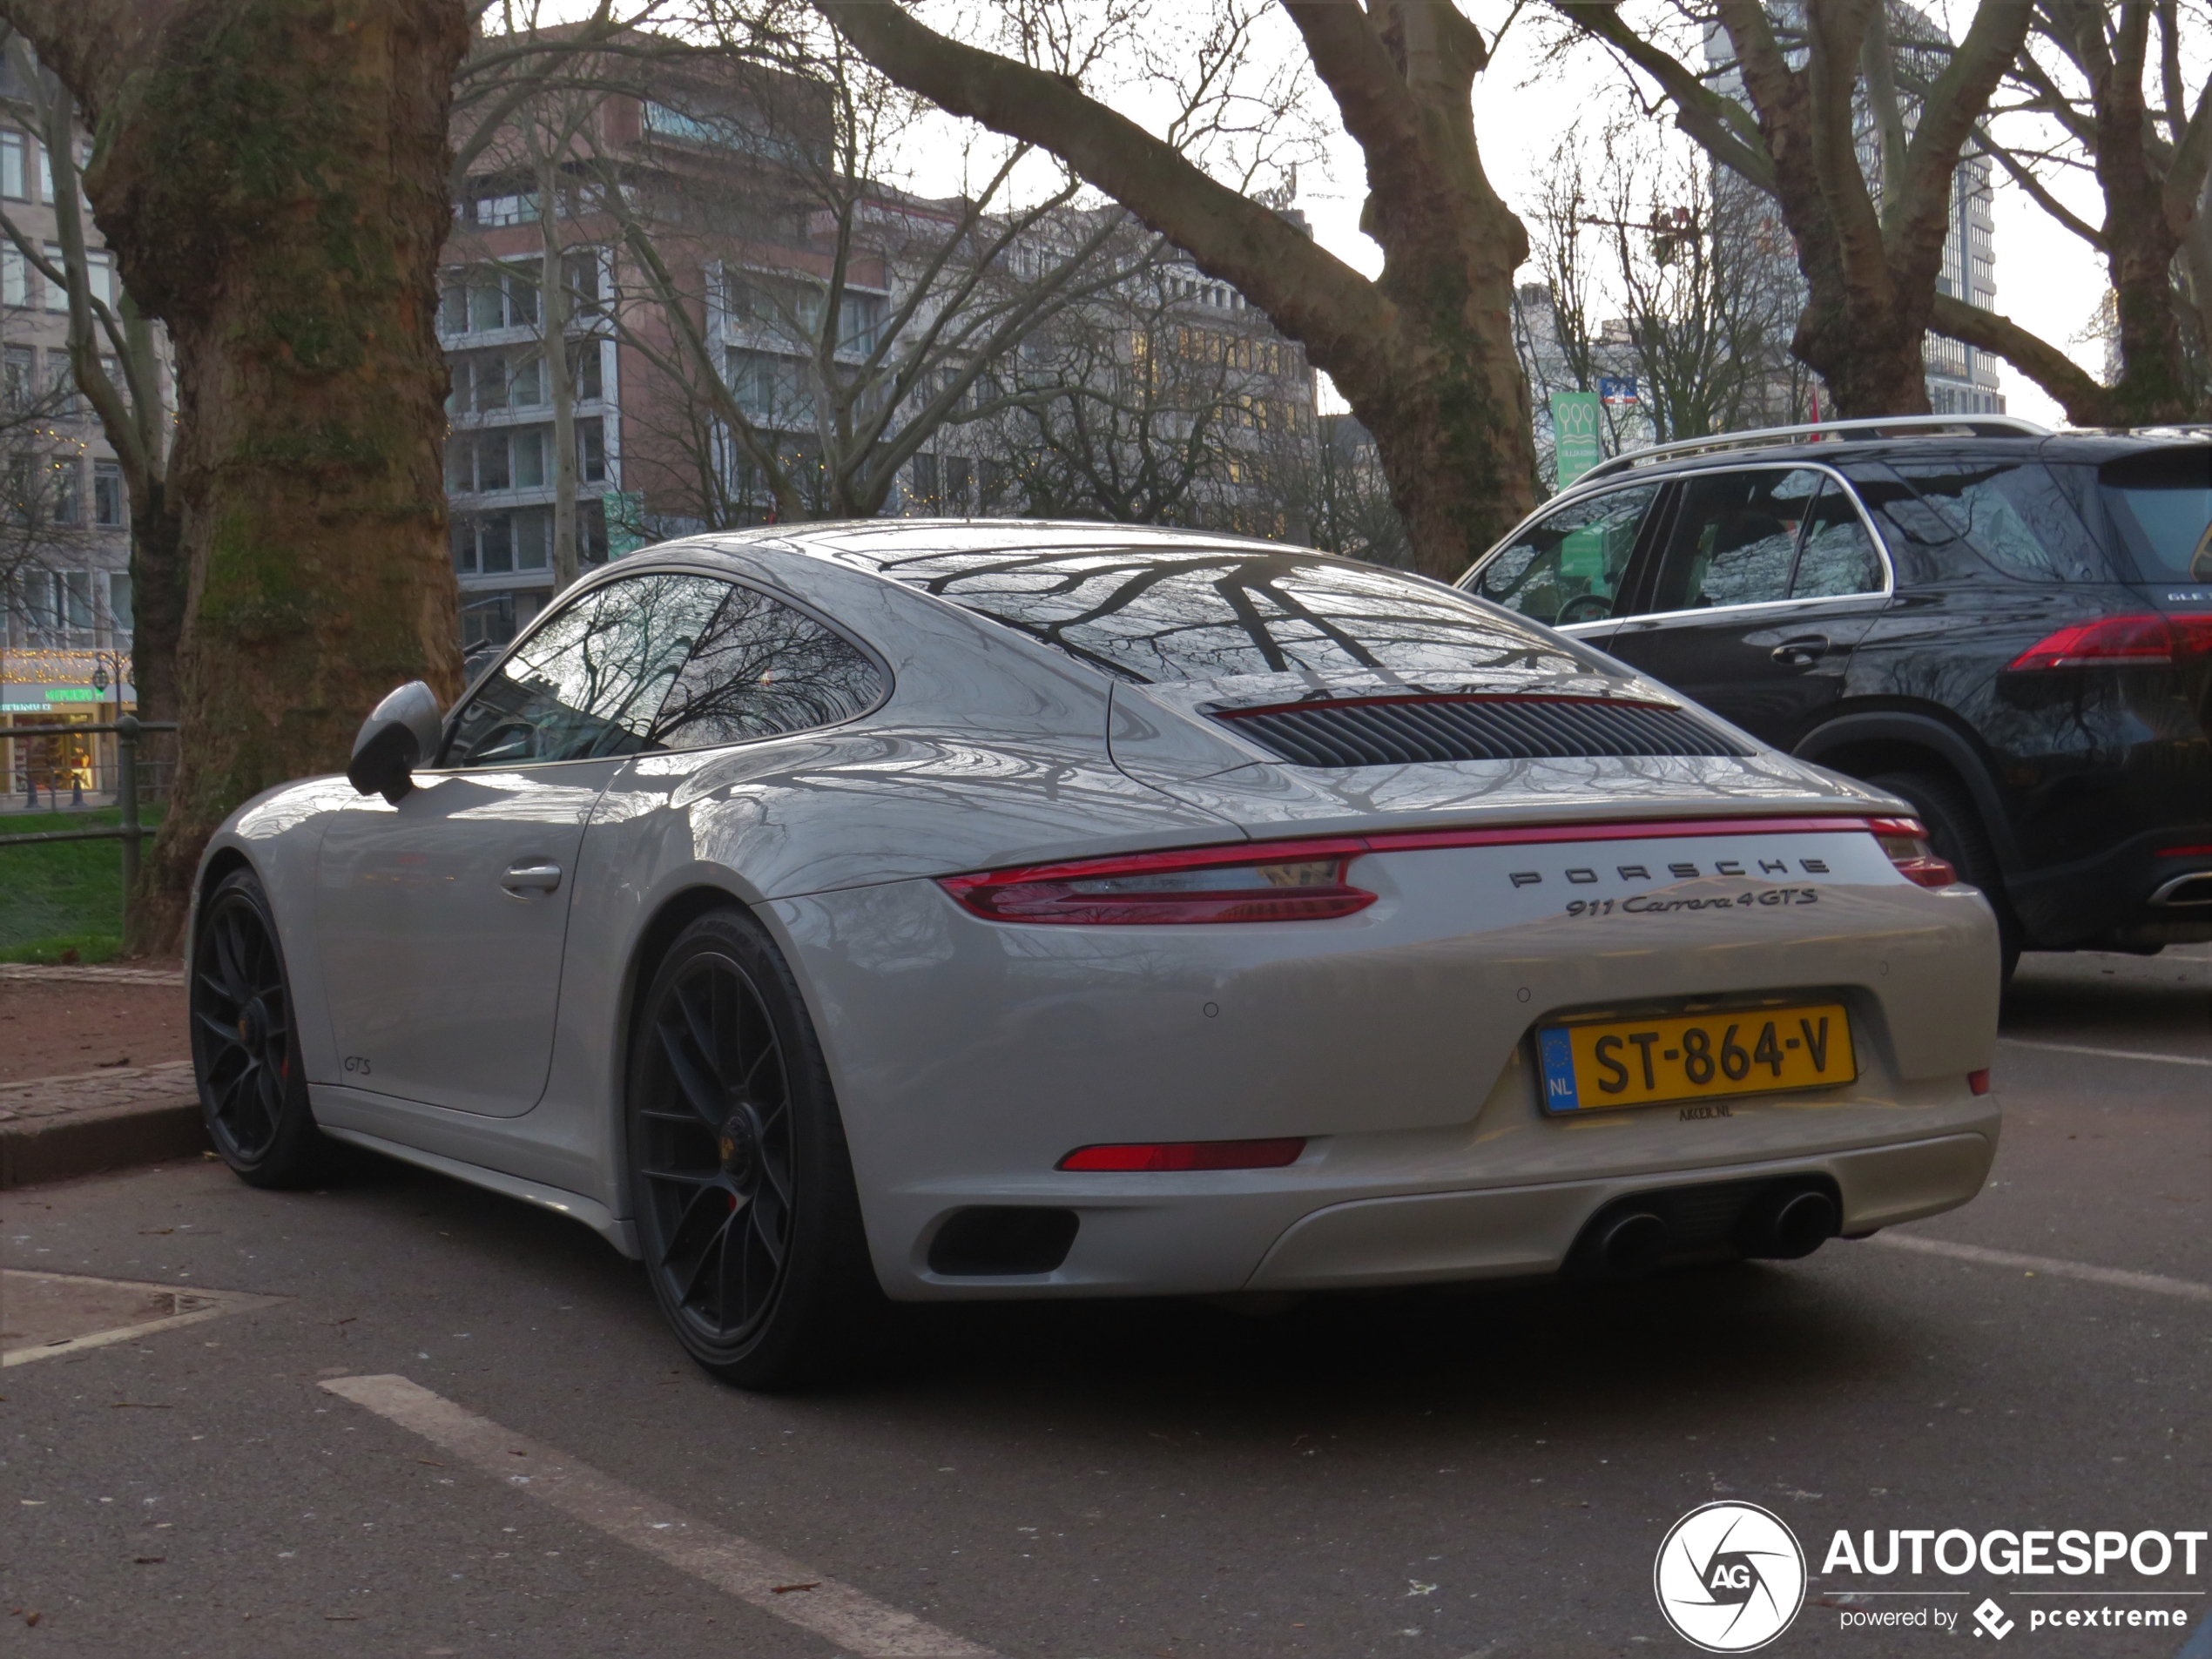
1550, 391, 1602, 489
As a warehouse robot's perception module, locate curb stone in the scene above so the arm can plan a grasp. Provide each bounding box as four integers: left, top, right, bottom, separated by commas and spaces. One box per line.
0, 1060, 207, 1188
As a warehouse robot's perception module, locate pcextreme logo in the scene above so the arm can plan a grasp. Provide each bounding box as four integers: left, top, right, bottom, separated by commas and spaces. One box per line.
1655, 1501, 1807, 1652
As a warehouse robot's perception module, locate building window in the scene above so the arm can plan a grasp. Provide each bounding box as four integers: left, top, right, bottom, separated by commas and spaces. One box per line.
3, 345, 30, 406
512, 427, 545, 489
569, 340, 603, 401
40, 244, 68, 312
2, 246, 28, 307
514, 508, 549, 570
0, 131, 22, 200
578, 417, 605, 484
476, 430, 510, 491
49, 458, 80, 523
107, 571, 132, 631
94, 460, 124, 526
441, 262, 543, 334
63, 569, 92, 628
481, 513, 514, 574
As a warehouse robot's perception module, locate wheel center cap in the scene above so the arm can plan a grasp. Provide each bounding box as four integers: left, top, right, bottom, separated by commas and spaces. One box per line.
718, 1108, 759, 1190
237, 1000, 266, 1050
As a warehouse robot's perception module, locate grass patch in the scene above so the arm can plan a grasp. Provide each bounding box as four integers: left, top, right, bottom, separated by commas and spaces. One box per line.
0, 806, 148, 963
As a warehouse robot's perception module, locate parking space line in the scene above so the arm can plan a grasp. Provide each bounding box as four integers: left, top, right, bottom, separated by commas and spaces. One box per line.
320, 1374, 995, 1658
1867, 1234, 2211, 1303
1997, 1036, 2212, 1069
1, 1271, 285, 1367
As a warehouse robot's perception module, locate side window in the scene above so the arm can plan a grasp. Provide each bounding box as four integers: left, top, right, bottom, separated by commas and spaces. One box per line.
1468, 484, 1657, 625
1886, 457, 2107, 582
1791, 480, 1885, 597
1650, 468, 1821, 612
651, 583, 885, 751
442, 573, 730, 766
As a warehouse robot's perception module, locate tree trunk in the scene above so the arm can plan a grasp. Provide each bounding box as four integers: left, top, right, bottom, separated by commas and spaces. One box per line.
536, 144, 579, 590
4, 0, 471, 954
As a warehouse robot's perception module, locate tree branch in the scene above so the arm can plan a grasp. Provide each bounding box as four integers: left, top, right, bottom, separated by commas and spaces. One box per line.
1549, 1, 1777, 193
810, 0, 1391, 379
1929, 293, 2111, 422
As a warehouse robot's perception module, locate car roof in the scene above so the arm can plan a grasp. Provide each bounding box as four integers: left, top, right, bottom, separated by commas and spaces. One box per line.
656, 517, 1301, 576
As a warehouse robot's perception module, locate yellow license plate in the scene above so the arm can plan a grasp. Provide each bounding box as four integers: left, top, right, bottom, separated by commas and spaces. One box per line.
1536, 1003, 1854, 1114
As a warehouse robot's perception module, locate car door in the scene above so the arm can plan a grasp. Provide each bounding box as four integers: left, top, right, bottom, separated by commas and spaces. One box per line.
1602, 466, 1891, 746
1461, 481, 1663, 655
314, 570, 730, 1116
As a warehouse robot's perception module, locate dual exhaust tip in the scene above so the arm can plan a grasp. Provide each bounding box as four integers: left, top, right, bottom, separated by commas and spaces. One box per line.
1583, 1182, 1839, 1277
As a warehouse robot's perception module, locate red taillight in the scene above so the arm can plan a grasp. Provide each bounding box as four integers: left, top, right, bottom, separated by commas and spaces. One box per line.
938, 840, 1375, 925
2006, 612, 2212, 671
1057, 1138, 1306, 1171
1869, 817, 1957, 888
2157, 844, 2212, 857
1968, 1069, 1991, 1096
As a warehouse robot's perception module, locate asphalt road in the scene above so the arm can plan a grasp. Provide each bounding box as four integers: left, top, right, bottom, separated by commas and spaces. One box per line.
3, 948, 2206, 1659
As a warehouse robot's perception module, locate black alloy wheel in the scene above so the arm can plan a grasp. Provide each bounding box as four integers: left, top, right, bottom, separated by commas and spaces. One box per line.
191, 868, 334, 1186
628, 908, 883, 1388
1866, 769, 2022, 983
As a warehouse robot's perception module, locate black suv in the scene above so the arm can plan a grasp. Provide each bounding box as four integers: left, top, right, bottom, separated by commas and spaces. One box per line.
1460, 415, 2212, 974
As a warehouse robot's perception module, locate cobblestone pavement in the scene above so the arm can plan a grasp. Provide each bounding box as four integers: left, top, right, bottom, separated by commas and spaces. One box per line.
0, 1059, 202, 1186
0, 1059, 198, 1130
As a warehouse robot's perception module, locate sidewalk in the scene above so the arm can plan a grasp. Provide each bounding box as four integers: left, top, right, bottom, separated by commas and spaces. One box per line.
0, 962, 203, 1186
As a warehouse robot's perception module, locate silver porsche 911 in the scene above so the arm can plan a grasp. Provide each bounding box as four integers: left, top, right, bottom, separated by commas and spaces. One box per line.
188, 521, 2000, 1386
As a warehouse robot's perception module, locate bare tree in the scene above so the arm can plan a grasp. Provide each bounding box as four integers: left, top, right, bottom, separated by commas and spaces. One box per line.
813, 0, 1541, 582
587, 14, 1158, 528
0, 39, 179, 733
1556, 0, 2033, 418
1933, 1, 2212, 421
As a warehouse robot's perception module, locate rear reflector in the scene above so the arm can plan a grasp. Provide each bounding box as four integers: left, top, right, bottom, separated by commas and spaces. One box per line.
1968, 1069, 1991, 1096
1869, 817, 1957, 888
2157, 844, 2212, 857
2006, 612, 2212, 671
1057, 1138, 1307, 1172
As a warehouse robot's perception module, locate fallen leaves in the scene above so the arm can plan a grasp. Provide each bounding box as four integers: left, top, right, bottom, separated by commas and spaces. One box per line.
770, 1582, 821, 1595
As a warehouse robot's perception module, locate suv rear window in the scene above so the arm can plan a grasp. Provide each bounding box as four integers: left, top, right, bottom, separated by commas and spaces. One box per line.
2099, 448, 2212, 584
879, 546, 1583, 684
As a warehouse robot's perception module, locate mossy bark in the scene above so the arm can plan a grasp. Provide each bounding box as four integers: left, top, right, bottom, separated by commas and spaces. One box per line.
3, 0, 470, 954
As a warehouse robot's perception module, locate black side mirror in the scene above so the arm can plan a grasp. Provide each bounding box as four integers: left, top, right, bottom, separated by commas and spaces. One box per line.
347, 680, 445, 804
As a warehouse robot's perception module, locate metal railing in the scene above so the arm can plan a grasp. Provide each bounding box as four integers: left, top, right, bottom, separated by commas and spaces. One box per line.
0, 716, 179, 900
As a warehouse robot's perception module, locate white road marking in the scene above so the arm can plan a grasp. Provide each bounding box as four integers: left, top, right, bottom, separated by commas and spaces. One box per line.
1, 1271, 283, 1367
1867, 1234, 2211, 1303
320, 1374, 995, 1658
1997, 1036, 2212, 1069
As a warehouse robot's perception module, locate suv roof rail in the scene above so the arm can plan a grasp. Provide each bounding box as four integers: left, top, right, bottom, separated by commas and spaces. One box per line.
1575, 412, 2052, 484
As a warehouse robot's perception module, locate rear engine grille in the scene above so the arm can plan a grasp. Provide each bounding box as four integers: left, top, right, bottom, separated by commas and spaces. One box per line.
1211, 695, 1750, 768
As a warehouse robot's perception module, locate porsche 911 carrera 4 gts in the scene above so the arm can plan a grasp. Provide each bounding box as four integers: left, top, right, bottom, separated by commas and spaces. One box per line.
188, 521, 2002, 1386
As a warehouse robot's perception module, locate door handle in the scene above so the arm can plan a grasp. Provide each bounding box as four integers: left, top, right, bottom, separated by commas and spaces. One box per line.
1770, 633, 1831, 667
500, 862, 563, 896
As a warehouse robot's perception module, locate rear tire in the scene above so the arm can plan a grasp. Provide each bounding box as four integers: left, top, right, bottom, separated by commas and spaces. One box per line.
190, 868, 338, 1188
1865, 770, 2021, 983
626, 907, 886, 1390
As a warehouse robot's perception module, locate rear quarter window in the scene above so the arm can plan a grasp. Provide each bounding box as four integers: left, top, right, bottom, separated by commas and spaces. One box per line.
1885, 456, 2110, 582
2098, 448, 2212, 585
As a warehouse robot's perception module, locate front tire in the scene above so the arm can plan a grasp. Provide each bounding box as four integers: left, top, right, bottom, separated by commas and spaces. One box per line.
191, 868, 335, 1187
1866, 769, 2021, 982
626, 908, 884, 1389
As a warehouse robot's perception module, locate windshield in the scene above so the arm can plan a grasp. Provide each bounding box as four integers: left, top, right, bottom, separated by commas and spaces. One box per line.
2100, 448, 2212, 584
875, 545, 1588, 685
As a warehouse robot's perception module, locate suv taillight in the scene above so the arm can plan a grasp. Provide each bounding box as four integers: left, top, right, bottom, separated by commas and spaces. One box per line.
1869, 818, 1956, 888
2007, 612, 2212, 671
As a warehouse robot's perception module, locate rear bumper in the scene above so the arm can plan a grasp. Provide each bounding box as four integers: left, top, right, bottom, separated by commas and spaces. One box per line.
1244, 1131, 1992, 1291
2007, 824, 2212, 950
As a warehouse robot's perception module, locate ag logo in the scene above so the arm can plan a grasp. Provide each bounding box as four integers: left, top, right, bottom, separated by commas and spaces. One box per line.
1653, 1501, 1805, 1652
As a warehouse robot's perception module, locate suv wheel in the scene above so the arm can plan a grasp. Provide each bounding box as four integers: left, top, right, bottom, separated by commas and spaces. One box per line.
1866, 770, 2021, 983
